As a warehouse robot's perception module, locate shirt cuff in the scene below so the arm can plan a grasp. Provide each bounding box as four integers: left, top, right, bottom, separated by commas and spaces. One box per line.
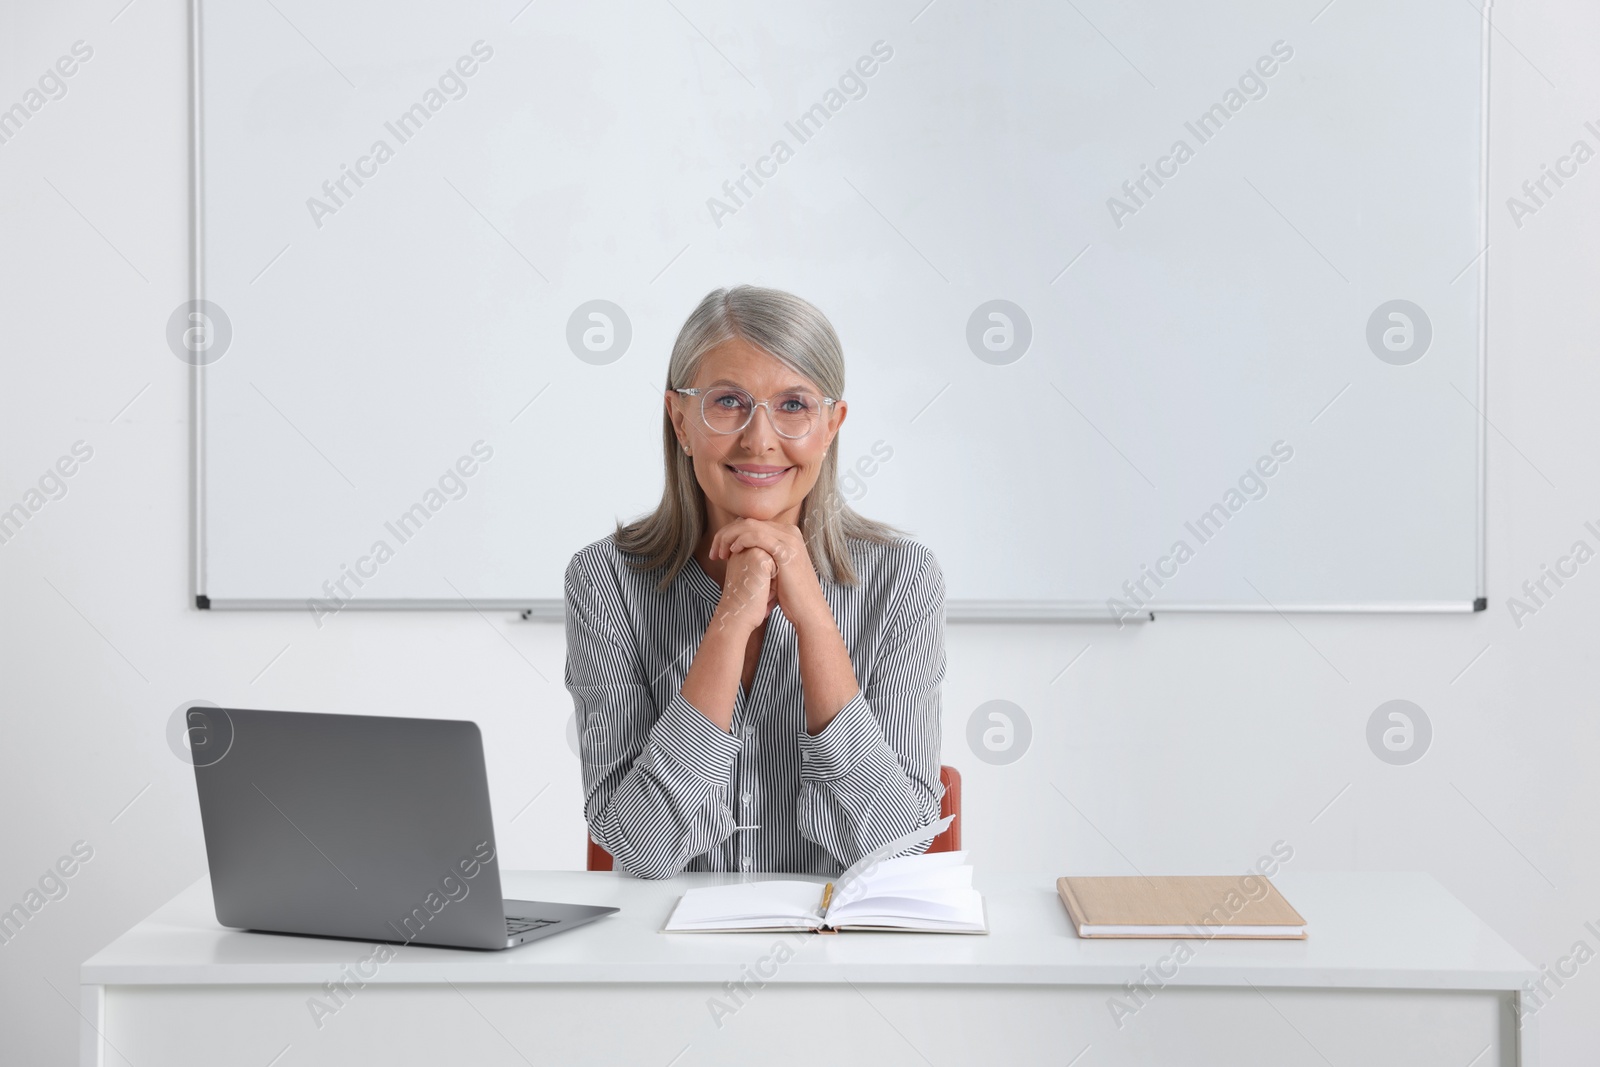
796, 691, 885, 780
648, 692, 743, 783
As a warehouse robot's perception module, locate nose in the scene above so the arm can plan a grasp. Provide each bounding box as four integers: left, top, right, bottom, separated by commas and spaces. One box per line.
738, 402, 781, 449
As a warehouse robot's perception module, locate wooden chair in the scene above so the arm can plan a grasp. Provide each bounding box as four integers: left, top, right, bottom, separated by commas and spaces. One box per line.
587, 765, 963, 871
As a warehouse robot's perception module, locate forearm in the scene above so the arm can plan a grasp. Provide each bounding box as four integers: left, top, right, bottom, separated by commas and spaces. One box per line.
679, 610, 753, 732
790, 595, 861, 734
586, 701, 741, 878
795, 546, 948, 867
796, 692, 942, 866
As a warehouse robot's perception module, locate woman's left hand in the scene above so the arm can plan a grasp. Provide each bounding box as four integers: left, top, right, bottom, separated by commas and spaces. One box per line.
708, 518, 830, 632
710, 517, 859, 734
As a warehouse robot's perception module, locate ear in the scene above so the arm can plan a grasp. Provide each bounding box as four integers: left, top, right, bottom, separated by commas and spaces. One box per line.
665, 391, 690, 449
823, 398, 847, 448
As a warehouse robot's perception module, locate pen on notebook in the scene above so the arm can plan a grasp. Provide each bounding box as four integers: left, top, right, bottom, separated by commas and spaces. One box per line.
820, 881, 834, 914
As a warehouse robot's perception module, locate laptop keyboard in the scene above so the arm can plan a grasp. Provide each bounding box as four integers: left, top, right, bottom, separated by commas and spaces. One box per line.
506, 915, 558, 936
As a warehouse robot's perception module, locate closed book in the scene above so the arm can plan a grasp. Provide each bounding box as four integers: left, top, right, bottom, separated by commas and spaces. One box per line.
1056, 875, 1306, 939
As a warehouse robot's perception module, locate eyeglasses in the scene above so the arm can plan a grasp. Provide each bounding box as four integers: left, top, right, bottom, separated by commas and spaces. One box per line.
674, 386, 836, 440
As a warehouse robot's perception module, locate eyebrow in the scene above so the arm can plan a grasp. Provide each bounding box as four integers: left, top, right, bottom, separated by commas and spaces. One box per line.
703, 377, 816, 394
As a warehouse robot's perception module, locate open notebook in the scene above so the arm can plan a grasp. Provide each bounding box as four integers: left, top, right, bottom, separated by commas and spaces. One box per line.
663, 816, 987, 934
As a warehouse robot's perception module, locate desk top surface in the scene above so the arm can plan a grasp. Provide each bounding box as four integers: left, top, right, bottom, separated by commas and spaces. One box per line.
81, 870, 1533, 990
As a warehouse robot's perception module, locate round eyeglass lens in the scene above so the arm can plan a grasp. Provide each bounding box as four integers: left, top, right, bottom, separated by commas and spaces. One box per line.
700, 388, 822, 438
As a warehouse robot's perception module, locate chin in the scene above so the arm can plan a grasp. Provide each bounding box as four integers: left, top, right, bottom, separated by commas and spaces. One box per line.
731, 498, 796, 521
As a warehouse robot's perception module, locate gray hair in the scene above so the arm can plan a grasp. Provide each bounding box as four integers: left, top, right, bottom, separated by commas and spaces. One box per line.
616, 285, 896, 589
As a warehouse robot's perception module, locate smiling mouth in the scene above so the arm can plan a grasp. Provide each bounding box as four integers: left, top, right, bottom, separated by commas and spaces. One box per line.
727, 464, 791, 485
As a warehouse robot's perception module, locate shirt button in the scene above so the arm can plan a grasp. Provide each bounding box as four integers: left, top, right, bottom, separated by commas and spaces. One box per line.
742, 791, 752, 804
741, 857, 751, 870
802, 750, 811, 762
743, 724, 755, 739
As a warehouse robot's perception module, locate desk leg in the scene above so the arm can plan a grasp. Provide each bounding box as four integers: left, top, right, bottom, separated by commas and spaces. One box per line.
80, 983, 104, 1067
1516, 991, 1540, 1067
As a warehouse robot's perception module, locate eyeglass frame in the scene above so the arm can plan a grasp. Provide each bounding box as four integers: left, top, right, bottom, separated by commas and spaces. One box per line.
672, 386, 838, 440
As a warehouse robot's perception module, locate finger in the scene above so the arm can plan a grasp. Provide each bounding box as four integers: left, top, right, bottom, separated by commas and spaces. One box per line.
712, 519, 747, 555
726, 533, 775, 560
726, 518, 791, 561
770, 537, 801, 566
715, 520, 763, 560
715, 530, 748, 561
764, 543, 793, 572
720, 532, 743, 558
755, 535, 795, 570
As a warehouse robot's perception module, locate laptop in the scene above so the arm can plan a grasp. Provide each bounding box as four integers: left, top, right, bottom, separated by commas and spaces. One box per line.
187, 706, 618, 950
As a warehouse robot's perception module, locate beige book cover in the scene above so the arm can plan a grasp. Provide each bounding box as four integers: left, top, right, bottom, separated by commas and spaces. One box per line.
1056, 875, 1307, 939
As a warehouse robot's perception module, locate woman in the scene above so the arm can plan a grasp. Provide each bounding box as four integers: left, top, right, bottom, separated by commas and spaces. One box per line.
564, 285, 946, 879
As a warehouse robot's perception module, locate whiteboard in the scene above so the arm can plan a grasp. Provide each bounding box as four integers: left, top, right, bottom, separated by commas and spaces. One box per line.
192, 0, 1487, 618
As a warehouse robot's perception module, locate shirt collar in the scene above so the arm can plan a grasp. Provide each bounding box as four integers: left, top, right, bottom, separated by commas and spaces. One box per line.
682, 555, 792, 636
683, 554, 725, 606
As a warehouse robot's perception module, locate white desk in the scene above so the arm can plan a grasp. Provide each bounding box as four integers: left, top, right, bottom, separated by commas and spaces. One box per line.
81, 870, 1536, 1067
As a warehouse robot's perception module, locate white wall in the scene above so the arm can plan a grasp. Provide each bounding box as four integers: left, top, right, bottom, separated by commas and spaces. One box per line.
1, 2, 1597, 1064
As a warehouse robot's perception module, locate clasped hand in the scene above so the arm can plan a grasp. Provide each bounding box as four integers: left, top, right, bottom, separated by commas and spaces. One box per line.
709, 518, 826, 634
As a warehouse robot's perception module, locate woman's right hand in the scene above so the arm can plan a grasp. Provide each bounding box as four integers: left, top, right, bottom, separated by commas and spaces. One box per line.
682, 545, 777, 733
713, 545, 777, 635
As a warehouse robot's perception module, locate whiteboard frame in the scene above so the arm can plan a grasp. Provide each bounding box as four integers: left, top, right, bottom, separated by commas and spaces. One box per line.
187, 0, 1491, 621
189, 0, 208, 611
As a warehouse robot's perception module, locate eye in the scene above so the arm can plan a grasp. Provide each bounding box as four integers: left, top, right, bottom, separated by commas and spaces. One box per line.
709, 390, 749, 410
776, 394, 813, 413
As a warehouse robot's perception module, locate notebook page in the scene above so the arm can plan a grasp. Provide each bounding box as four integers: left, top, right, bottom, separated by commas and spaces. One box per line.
834, 913, 986, 931
852, 862, 973, 899
666, 915, 824, 932
667, 880, 824, 929
831, 815, 956, 910
827, 888, 984, 924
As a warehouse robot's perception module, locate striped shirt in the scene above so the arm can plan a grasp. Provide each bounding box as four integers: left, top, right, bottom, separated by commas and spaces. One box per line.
564, 533, 946, 879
